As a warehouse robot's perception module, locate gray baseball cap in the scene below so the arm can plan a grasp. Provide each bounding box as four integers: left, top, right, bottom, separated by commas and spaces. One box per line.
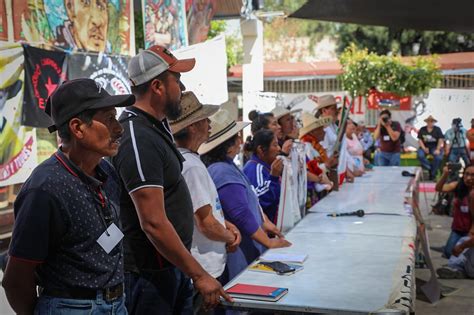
128, 45, 196, 86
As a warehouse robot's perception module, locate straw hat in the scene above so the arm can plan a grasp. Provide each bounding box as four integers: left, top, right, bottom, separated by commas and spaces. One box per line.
169, 91, 220, 134
299, 112, 332, 137
271, 106, 302, 120
198, 109, 250, 155
424, 115, 437, 123
315, 94, 338, 111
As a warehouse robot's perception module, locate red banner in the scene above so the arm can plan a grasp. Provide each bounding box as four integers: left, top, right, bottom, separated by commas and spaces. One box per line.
368, 89, 412, 110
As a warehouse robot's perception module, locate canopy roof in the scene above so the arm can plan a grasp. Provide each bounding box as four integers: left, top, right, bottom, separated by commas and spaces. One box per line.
290, 0, 474, 33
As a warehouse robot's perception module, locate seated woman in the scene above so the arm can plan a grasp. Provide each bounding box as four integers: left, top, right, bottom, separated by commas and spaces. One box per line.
345, 119, 366, 175
435, 164, 473, 259
243, 129, 283, 224
200, 110, 291, 283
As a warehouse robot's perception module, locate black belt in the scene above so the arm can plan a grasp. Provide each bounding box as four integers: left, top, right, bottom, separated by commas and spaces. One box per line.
40, 283, 123, 302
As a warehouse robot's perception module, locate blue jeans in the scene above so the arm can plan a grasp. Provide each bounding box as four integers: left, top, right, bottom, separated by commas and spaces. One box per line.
125, 268, 193, 315
35, 292, 126, 314
448, 236, 474, 278
448, 147, 470, 165
444, 230, 468, 259
417, 147, 443, 178
375, 151, 401, 166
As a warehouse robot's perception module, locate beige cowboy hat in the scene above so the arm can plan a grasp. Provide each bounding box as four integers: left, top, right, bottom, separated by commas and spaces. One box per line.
424, 115, 438, 123
314, 94, 338, 111
169, 91, 220, 134
198, 109, 250, 155
299, 112, 332, 137
271, 106, 302, 120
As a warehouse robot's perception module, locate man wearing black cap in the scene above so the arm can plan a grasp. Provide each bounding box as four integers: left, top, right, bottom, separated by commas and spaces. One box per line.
2, 78, 134, 314
112, 45, 231, 314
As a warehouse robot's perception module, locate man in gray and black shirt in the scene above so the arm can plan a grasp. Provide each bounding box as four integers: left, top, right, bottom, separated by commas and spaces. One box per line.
2, 78, 134, 314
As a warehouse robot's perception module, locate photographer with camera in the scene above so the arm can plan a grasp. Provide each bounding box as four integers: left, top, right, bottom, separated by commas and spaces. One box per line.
467, 118, 474, 164
435, 164, 474, 278
373, 109, 402, 166
435, 164, 473, 259
417, 115, 444, 181
445, 118, 470, 166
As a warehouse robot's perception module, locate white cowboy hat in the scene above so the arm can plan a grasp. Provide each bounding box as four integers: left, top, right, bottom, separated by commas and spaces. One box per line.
299, 112, 332, 137
271, 106, 302, 120
314, 94, 338, 111
198, 109, 250, 155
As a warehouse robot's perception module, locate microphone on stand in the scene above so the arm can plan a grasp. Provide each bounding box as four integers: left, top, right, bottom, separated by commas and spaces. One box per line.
327, 209, 365, 218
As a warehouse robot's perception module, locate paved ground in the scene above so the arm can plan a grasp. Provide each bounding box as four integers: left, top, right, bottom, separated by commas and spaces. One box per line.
0, 190, 473, 314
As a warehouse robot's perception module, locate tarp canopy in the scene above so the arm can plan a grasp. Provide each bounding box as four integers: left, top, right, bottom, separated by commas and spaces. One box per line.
290, 0, 474, 33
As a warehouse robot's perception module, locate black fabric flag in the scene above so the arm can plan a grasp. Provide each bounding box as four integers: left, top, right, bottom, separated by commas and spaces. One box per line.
22, 45, 67, 128
68, 53, 131, 96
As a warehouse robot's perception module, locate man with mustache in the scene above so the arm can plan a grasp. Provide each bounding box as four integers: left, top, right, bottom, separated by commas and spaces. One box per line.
113, 45, 232, 314
2, 78, 135, 314
64, 0, 109, 52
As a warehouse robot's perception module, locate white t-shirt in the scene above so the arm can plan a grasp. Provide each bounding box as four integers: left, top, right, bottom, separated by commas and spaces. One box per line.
322, 122, 338, 157
179, 148, 227, 278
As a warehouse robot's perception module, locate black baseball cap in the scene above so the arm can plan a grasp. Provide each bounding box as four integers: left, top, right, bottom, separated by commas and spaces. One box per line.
45, 78, 135, 133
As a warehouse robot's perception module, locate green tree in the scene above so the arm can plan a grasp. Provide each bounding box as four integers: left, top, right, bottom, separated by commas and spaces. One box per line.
339, 44, 442, 97
334, 24, 474, 56
208, 20, 243, 69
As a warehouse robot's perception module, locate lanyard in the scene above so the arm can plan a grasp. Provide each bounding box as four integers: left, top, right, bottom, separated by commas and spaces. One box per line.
55, 153, 116, 235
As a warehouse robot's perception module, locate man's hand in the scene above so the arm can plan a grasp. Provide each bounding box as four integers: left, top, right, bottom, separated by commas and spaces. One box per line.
327, 153, 339, 168
262, 220, 283, 238
268, 238, 292, 248
193, 274, 233, 310
442, 166, 449, 176
452, 243, 465, 257
434, 149, 441, 156
424, 147, 429, 154
225, 221, 241, 253
281, 139, 293, 155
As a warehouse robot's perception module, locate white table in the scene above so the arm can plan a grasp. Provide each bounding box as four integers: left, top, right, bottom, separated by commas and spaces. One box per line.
222, 167, 419, 314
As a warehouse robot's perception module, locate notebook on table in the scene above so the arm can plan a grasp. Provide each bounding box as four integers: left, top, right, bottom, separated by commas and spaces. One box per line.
226, 283, 288, 302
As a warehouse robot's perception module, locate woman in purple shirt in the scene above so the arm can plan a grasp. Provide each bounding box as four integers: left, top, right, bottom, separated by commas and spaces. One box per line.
199, 110, 291, 283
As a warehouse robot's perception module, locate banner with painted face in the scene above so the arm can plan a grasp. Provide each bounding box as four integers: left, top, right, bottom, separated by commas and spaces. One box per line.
187, 0, 216, 45
143, 0, 188, 50
0, 0, 8, 41
68, 53, 131, 96
22, 45, 68, 128
0, 42, 38, 186
12, 0, 133, 55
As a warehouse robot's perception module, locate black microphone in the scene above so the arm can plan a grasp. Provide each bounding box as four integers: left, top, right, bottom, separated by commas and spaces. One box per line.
327, 209, 365, 218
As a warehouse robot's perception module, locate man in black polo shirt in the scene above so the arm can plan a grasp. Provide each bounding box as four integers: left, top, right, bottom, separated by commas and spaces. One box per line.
2, 79, 134, 314
112, 45, 231, 314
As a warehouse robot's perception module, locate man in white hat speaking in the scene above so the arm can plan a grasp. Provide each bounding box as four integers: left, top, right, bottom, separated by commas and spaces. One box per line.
170, 92, 242, 310
417, 115, 444, 180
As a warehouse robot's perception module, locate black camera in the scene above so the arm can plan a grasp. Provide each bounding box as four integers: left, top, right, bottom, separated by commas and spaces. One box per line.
452, 118, 462, 130
447, 162, 462, 173
382, 116, 389, 123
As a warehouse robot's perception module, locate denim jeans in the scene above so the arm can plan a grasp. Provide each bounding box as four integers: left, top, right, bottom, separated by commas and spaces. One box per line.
34, 292, 126, 314
375, 151, 401, 166
448, 236, 474, 278
444, 230, 468, 259
448, 147, 470, 165
417, 147, 443, 178
124, 268, 193, 315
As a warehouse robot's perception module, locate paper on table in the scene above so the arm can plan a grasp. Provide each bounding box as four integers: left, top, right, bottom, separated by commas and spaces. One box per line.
260, 253, 308, 264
